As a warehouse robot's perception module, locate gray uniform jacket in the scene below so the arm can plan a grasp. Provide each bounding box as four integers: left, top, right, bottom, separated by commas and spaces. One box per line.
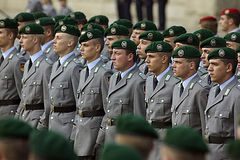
18, 54, 53, 128
101, 44, 111, 62
205, 77, 240, 160
96, 65, 146, 144
74, 60, 113, 156
48, 54, 83, 139
0, 48, 26, 118
26, 0, 43, 12
137, 58, 148, 75
171, 74, 210, 134
197, 66, 208, 77
43, 42, 59, 62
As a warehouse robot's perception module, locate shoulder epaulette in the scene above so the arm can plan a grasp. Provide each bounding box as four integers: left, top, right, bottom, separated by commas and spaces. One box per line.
138, 72, 146, 80
45, 57, 53, 65
197, 79, 208, 88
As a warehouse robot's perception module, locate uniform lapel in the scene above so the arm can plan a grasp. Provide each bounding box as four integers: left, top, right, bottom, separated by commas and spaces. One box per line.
0, 48, 17, 72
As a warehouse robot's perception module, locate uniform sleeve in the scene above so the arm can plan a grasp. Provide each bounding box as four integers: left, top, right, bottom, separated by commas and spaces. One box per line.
101, 69, 113, 109
133, 77, 146, 117
71, 65, 82, 102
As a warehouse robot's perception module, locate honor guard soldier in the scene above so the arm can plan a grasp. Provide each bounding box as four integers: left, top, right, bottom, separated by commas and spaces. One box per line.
26, 0, 43, 13
205, 47, 240, 160
163, 26, 186, 49
115, 114, 158, 160
199, 16, 218, 36
29, 130, 77, 160
81, 23, 105, 36
226, 140, 240, 160
173, 33, 199, 51
36, 17, 59, 62
96, 39, 146, 149
171, 46, 210, 134
32, 12, 47, 20
219, 8, 240, 33
131, 20, 157, 45
48, 24, 83, 138
145, 41, 180, 160
100, 143, 142, 160
73, 29, 113, 159
67, 11, 87, 31
105, 25, 130, 70
137, 31, 164, 75
224, 32, 240, 50
0, 18, 26, 118
55, 17, 78, 28
161, 126, 209, 160
52, 15, 65, 24
111, 19, 133, 35
200, 37, 226, 84
14, 12, 35, 60
0, 118, 33, 160
17, 23, 53, 128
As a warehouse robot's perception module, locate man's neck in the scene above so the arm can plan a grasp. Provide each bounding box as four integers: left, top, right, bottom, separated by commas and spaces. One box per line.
227, 25, 238, 33
181, 71, 197, 82
59, 49, 74, 58
154, 65, 169, 77
29, 46, 41, 56
1, 43, 14, 53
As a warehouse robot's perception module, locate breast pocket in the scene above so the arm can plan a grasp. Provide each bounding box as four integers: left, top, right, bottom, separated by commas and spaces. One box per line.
29, 80, 42, 98
86, 87, 101, 107
109, 98, 129, 117
1, 74, 13, 89
56, 82, 69, 98
214, 110, 232, 133
156, 97, 172, 116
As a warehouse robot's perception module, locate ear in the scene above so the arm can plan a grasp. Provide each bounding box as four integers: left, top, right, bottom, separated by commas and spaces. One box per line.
228, 18, 234, 25
46, 28, 52, 37
95, 43, 101, 53
127, 52, 134, 62
8, 31, 14, 40
67, 39, 74, 47
189, 61, 196, 70
161, 54, 168, 64
226, 63, 233, 73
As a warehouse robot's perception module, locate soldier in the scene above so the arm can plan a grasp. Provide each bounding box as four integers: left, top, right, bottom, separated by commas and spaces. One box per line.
81, 23, 105, 36
161, 126, 209, 160
171, 46, 210, 134
237, 46, 240, 78
95, 39, 146, 149
224, 32, 240, 50
73, 29, 113, 159
173, 33, 199, 50
52, 15, 65, 24
32, 11, 48, 19
58, 0, 72, 15
28, 130, 77, 160
111, 19, 133, 35
131, 20, 157, 45
0, 118, 33, 160
137, 30, 164, 75
17, 23, 53, 129
204, 47, 240, 160
144, 41, 180, 160
115, 114, 158, 160
100, 143, 142, 160
163, 25, 186, 49
219, 8, 240, 33
36, 17, 59, 62
26, 0, 43, 13
226, 140, 240, 160
48, 24, 83, 138
55, 17, 78, 28
200, 37, 226, 84
0, 18, 26, 118
199, 16, 218, 36
67, 11, 87, 31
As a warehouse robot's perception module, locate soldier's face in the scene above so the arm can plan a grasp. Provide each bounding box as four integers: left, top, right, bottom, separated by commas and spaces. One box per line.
201, 48, 215, 68
53, 33, 69, 55
111, 48, 133, 72
164, 37, 176, 48
226, 41, 240, 50
219, 15, 230, 32
0, 28, 10, 48
131, 29, 144, 45
80, 39, 99, 62
172, 58, 191, 80
19, 34, 34, 52
137, 39, 151, 59
173, 42, 186, 51
208, 59, 231, 84
146, 52, 164, 75
105, 35, 119, 52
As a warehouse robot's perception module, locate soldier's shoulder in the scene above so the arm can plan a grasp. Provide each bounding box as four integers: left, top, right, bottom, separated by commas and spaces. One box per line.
136, 71, 146, 80
196, 79, 210, 88
43, 57, 54, 65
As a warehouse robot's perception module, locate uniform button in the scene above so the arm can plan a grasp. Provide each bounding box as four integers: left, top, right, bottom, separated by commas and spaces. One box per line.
50, 97, 53, 99
33, 81, 36, 85
106, 126, 109, 130
82, 92, 85, 95
219, 114, 222, 117
149, 110, 152, 113
24, 85, 26, 87
60, 84, 63, 88
22, 114, 24, 117
150, 99, 154, 103
108, 101, 111, 104
186, 110, 189, 113
4, 76, 7, 79
161, 99, 164, 103
107, 110, 110, 113
206, 126, 208, 129
119, 99, 122, 103
91, 90, 94, 93
208, 115, 211, 118
23, 94, 26, 97
174, 123, 177, 126
71, 119, 74, 122
80, 119, 82, 122
81, 101, 83, 104
51, 117, 53, 120
10, 110, 13, 113
51, 86, 54, 89
176, 111, 178, 115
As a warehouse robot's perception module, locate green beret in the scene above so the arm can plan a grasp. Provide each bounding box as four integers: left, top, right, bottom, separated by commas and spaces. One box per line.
35, 17, 55, 26
0, 118, 33, 139
200, 37, 226, 48
174, 33, 199, 46
104, 25, 129, 37
207, 47, 237, 61
111, 19, 133, 28
133, 20, 157, 31
224, 32, 240, 43
81, 23, 104, 34
67, 11, 86, 20
32, 12, 48, 19
193, 29, 214, 42
14, 12, 35, 22
55, 24, 80, 37
139, 30, 163, 42
145, 41, 173, 53
236, 46, 240, 53
52, 15, 65, 23
55, 17, 78, 28
163, 126, 209, 153
116, 114, 158, 139
30, 130, 77, 160
19, 23, 44, 34
79, 29, 103, 43
163, 26, 187, 38
226, 140, 240, 160
88, 15, 109, 26
100, 143, 142, 160
172, 46, 201, 58
0, 18, 18, 29
111, 39, 137, 51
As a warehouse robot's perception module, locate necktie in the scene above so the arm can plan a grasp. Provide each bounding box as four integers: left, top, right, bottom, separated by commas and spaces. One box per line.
144, 66, 148, 75
0, 56, 4, 66
180, 83, 184, 97
215, 86, 221, 97
207, 75, 211, 85
28, 59, 32, 71
85, 67, 89, 81
116, 72, 121, 85
56, 60, 61, 70
153, 76, 158, 90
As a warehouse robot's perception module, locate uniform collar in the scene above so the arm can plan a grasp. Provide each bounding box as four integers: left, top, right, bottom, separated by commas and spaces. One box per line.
156, 66, 170, 82
121, 63, 136, 78
87, 57, 101, 72
181, 72, 198, 89
59, 51, 74, 65
41, 40, 52, 52
219, 75, 235, 91
30, 50, 43, 63
2, 46, 15, 59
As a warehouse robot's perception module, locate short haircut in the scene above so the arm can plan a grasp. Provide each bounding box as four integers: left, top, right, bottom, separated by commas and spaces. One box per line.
93, 37, 104, 53
200, 21, 218, 35
227, 13, 240, 26
220, 58, 237, 74
186, 58, 201, 71
77, 19, 87, 25
158, 52, 172, 64
6, 28, 18, 40
126, 49, 137, 62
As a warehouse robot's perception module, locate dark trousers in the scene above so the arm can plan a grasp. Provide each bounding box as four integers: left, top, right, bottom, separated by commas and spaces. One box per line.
136, 0, 153, 21
158, 0, 168, 30
117, 0, 132, 21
